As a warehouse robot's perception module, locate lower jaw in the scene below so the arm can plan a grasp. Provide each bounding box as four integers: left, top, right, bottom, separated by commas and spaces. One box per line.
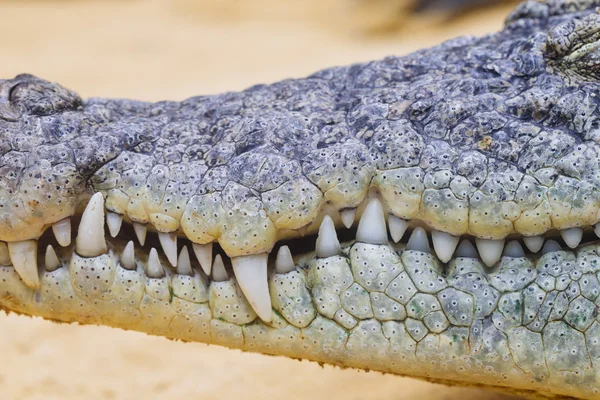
0, 239, 598, 400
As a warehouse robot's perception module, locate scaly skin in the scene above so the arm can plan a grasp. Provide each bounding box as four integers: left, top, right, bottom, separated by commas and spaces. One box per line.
2, 0, 600, 398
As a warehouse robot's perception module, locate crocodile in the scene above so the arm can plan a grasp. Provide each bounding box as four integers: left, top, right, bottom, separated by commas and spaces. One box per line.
1, 0, 600, 398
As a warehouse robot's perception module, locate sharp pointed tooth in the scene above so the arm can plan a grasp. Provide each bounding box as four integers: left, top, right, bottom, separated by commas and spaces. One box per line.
340, 209, 356, 229
595, 223, 600, 238
146, 248, 165, 278
232, 253, 272, 322
431, 230, 459, 262
76, 193, 107, 257
52, 218, 71, 247
0, 242, 12, 265
192, 243, 213, 275
275, 245, 295, 274
316, 215, 341, 258
475, 238, 505, 267
388, 215, 409, 243
212, 254, 228, 282
45, 245, 61, 272
8, 240, 39, 289
541, 239, 562, 255
177, 246, 193, 276
560, 227, 583, 249
106, 212, 123, 238
158, 232, 178, 267
406, 227, 431, 253
523, 235, 544, 253
455, 239, 478, 258
503, 240, 525, 258
356, 198, 388, 245
133, 222, 147, 246
121, 241, 136, 270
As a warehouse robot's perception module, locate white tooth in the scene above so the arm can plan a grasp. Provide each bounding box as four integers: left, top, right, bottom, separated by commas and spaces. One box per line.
147, 248, 165, 278
560, 227, 583, 249
388, 215, 409, 243
177, 246, 193, 276
193, 243, 213, 276
52, 218, 71, 247
475, 238, 505, 267
76, 193, 108, 257
356, 198, 388, 245
212, 254, 228, 282
503, 240, 525, 258
541, 239, 562, 255
316, 215, 341, 258
133, 222, 147, 246
158, 232, 178, 267
106, 212, 123, 238
406, 227, 431, 253
595, 223, 600, 238
45, 245, 61, 272
232, 253, 272, 323
0, 242, 12, 265
8, 240, 39, 289
431, 230, 459, 263
121, 241, 136, 270
340, 209, 356, 229
275, 245, 295, 274
455, 240, 478, 258
523, 235, 544, 253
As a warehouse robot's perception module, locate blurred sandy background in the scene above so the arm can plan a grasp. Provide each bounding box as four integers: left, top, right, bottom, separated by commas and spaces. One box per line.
0, 1, 519, 399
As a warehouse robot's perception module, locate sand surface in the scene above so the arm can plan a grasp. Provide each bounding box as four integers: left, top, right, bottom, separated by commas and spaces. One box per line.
0, 1, 520, 399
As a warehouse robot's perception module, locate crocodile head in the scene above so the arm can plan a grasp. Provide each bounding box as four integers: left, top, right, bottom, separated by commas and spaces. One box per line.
2, 1, 600, 398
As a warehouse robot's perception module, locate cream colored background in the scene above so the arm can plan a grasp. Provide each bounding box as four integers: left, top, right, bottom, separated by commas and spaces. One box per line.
0, 1, 518, 399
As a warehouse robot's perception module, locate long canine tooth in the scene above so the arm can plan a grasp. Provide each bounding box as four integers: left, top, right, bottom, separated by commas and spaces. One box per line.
212, 254, 228, 282
560, 227, 583, 249
503, 240, 525, 258
121, 241, 136, 270
406, 227, 431, 253
158, 232, 178, 267
541, 239, 562, 255
106, 212, 123, 238
192, 243, 213, 276
316, 215, 341, 258
431, 230, 459, 263
523, 235, 544, 253
340, 209, 356, 229
475, 238, 505, 267
0, 242, 12, 265
52, 218, 72, 247
388, 215, 409, 243
8, 240, 39, 289
356, 198, 388, 244
133, 222, 147, 246
76, 193, 108, 257
596, 223, 600, 238
45, 245, 61, 272
147, 248, 165, 278
177, 246, 193, 276
232, 253, 272, 322
455, 239, 478, 258
275, 245, 295, 274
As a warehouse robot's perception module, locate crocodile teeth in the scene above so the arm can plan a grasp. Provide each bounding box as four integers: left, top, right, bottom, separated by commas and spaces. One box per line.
388, 215, 409, 243
340, 209, 356, 229
177, 246, 193, 276
8, 240, 39, 289
475, 238, 504, 267
192, 243, 212, 276
502, 240, 525, 258
560, 227, 583, 249
121, 241, 136, 270
455, 240, 478, 258
596, 223, 600, 238
106, 212, 123, 238
231, 253, 272, 322
146, 248, 165, 278
0, 242, 11, 265
76, 193, 108, 257
158, 232, 178, 267
45, 245, 61, 272
406, 227, 431, 253
356, 198, 387, 245
541, 239, 562, 255
523, 235, 544, 253
133, 222, 147, 246
275, 245, 295, 274
431, 230, 459, 263
316, 215, 341, 258
212, 254, 228, 282
52, 218, 72, 247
